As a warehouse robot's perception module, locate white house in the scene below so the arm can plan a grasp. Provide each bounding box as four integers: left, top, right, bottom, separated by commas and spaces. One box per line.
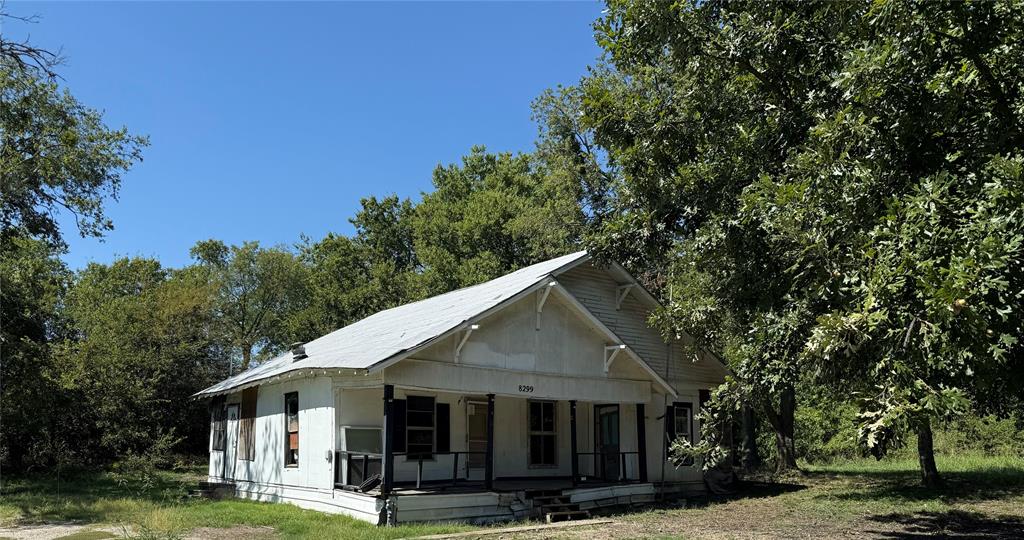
194, 251, 728, 524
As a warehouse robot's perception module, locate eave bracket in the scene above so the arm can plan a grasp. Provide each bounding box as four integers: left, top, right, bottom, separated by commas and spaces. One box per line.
454, 324, 480, 363
604, 344, 626, 373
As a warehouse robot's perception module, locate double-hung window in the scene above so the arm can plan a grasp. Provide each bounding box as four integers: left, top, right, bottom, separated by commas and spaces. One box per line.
284, 392, 299, 467
211, 405, 226, 451
667, 402, 694, 466
528, 400, 557, 467
406, 396, 435, 459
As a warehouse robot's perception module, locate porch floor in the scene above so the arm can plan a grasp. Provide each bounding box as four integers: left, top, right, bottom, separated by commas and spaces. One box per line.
340, 478, 646, 496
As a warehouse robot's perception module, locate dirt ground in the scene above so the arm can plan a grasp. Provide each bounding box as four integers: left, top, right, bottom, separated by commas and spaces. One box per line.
498, 474, 1024, 540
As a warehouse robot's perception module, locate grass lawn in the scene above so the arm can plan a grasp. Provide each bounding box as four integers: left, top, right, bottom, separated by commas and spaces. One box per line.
508, 453, 1024, 539
0, 468, 477, 540
2, 454, 1022, 539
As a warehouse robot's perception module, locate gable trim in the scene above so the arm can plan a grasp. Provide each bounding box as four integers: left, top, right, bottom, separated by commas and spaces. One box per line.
547, 281, 677, 397
367, 254, 591, 375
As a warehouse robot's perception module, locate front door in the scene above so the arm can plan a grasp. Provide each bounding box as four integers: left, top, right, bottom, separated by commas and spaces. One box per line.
595, 404, 620, 481
223, 404, 240, 481
466, 400, 488, 481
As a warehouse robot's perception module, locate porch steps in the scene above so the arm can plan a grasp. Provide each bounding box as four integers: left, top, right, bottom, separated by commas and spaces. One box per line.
187, 481, 235, 500
523, 490, 590, 523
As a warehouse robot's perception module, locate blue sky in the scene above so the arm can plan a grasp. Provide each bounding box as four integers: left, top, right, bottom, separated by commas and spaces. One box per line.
7, 2, 604, 268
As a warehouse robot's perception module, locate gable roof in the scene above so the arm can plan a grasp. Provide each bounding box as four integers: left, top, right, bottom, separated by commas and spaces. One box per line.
194, 251, 591, 397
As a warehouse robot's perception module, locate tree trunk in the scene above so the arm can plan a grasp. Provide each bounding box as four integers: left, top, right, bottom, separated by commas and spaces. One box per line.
241, 345, 252, 371
774, 386, 798, 472
917, 417, 943, 488
740, 404, 762, 470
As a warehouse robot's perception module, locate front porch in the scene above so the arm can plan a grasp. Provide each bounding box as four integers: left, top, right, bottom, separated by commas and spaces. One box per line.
334, 384, 651, 495
332, 477, 657, 524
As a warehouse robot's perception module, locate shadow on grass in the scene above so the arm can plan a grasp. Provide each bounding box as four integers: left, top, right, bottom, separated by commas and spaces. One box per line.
679, 480, 808, 509
865, 510, 1024, 539
803, 467, 1024, 504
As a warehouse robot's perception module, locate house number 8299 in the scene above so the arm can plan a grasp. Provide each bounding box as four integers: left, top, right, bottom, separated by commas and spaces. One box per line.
518, 385, 534, 393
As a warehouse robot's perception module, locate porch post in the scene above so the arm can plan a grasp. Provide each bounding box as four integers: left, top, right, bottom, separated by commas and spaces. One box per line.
636, 403, 648, 483
485, 393, 495, 490
382, 384, 394, 495
569, 400, 578, 486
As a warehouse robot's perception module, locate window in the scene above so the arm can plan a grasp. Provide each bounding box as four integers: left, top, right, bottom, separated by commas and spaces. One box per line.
406, 395, 435, 459
238, 387, 258, 461
528, 400, 557, 466
284, 392, 299, 467
211, 405, 226, 451
667, 402, 694, 466
674, 403, 693, 444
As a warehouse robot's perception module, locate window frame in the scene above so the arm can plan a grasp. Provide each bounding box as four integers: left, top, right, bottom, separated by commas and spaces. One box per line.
674, 403, 693, 444
238, 387, 258, 461
211, 404, 226, 451
405, 395, 435, 460
284, 392, 299, 468
527, 400, 558, 468
672, 402, 695, 467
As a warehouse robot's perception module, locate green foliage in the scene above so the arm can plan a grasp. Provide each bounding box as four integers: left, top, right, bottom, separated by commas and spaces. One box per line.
190, 240, 308, 371
794, 400, 861, 463
0, 61, 147, 248
565, 0, 1024, 481
413, 146, 586, 295
52, 257, 222, 463
111, 433, 181, 496
290, 145, 586, 337
0, 235, 71, 469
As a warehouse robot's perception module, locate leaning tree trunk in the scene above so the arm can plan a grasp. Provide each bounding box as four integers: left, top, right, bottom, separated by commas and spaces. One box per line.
917, 417, 943, 488
740, 404, 762, 470
774, 386, 798, 472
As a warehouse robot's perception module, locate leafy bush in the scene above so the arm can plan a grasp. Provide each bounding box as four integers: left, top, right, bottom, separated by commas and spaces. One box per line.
111, 432, 181, 494
933, 414, 1024, 458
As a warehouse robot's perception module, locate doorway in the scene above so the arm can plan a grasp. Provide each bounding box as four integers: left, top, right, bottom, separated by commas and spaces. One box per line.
594, 404, 620, 481
466, 400, 488, 481
223, 404, 239, 481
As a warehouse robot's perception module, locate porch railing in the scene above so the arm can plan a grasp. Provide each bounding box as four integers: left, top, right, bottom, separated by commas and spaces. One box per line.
573, 451, 641, 483
335, 450, 487, 490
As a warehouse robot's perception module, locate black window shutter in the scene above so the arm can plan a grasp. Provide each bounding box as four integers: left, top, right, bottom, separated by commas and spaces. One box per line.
436, 403, 450, 454
664, 404, 676, 453
392, 399, 407, 453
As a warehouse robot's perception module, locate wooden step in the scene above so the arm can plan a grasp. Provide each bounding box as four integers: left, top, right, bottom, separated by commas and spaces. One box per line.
545, 510, 591, 523
532, 495, 571, 505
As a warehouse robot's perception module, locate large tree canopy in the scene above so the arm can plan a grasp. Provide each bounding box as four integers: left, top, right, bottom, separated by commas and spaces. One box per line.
0, 61, 147, 248
560, 0, 1024, 484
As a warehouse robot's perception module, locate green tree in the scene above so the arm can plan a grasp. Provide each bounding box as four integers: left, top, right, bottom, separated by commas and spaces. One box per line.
54, 258, 222, 462
570, 0, 1023, 485
413, 146, 586, 294
1, 60, 147, 248
560, 0, 859, 471
0, 236, 70, 469
1, 26, 146, 470
190, 240, 308, 371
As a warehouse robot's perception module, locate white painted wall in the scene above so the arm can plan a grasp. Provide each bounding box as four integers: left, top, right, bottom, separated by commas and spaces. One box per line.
208, 376, 335, 491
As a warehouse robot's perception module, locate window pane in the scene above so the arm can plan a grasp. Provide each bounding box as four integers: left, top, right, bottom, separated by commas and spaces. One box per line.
542, 435, 555, 464
529, 402, 541, 431
408, 411, 433, 428
530, 435, 543, 464
407, 396, 434, 412
408, 429, 433, 445
542, 403, 555, 432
